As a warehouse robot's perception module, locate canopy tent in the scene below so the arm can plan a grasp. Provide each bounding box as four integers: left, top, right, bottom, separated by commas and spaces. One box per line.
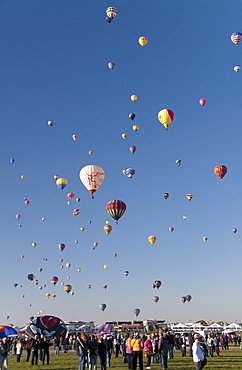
224, 323, 242, 331
207, 323, 224, 330
171, 323, 190, 330
189, 323, 206, 330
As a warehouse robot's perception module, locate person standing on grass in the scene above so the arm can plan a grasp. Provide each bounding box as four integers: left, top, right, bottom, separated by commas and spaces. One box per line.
125, 334, 133, 370
53, 336, 60, 356
76, 333, 88, 370
131, 333, 144, 370
31, 335, 39, 366
25, 337, 32, 362
192, 334, 205, 370
15, 338, 22, 362
88, 335, 98, 370
158, 332, 169, 370
98, 337, 107, 370
0, 337, 9, 370
42, 337, 50, 365
144, 335, 153, 369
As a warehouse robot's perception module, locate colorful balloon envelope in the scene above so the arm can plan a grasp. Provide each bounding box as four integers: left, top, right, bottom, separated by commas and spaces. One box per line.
73, 209, 80, 216
106, 200, 126, 223
103, 285, 107, 289
199, 98, 207, 106
87, 285, 92, 289
50, 276, 58, 286
231, 32, 242, 45
16, 214, 21, 220
169, 227, 174, 232
66, 263, 70, 268
108, 62, 115, 70
132, 125, 139, 131
175, 159, 182, 166
47, 120, 54, 126
52, 294, 56, 299
93, 242, 98, 247
67, 193, 75, 199
124, 271, 129, 276
72, 134, 78, 141
27, 273, 35, 281
88, 151, 93, 155
153, 296, 159, 303
126, 168, 135, 178
32, 243, 37, 248
76, 197, 81, 202
183, 215, 187, 220
56, 178, 68, 191
186, 295, 192, 302
58, 243, 66, 252
38, 268, 43, 272
232, 228, 237, 233
186, 194, 193, 201
134, 308, 140, 317
53, 175, 59, 179
234, 65, 241, 72
138, 36, 148, 47
202, 237, 208, 242
103, 265, 108, 269
130, 95, 138, 102
100, 303, 106, 311
103, 224, 113, 235
64, 285, 72, 293
148, 236, 157, 245
79, 165, 105, 198
214, 165, 227, 180
25, 200, 30, 205
153, 280, 162, 289
80, 227, 85, 231
129, 146, 137, 154
46, 293, 51, 299
163, 193, 169, 199
122, 133, 127, 139
106, 6, 117, 19
129, 113, 136, 120
180, 296, 186, 303
10, 158, 15, 164
113, 253, 117, 257
157, 109, 175, 130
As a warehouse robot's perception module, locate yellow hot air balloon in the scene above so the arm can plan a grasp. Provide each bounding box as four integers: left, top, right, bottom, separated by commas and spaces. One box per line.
103, 265, 108, 269
122, 133, 128, 139
138, 36, 148, 47
46, 293, 51, 299
130, 95, 138, 102
148, 236, 157, 245
157, 109, 175, 130
132, 125, 139, 131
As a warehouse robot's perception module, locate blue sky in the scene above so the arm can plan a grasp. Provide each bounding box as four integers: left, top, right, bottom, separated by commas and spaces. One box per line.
1, 0, 242, 327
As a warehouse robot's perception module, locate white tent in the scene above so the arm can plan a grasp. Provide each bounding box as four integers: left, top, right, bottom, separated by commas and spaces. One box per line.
224, 323, 242, 331
171, 323, 190, 330
189, 323, 206, 330
207, 323, 224, 330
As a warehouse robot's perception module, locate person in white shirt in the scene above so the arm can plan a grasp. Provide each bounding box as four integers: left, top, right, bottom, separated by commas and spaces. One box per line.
192, 334, 205, 370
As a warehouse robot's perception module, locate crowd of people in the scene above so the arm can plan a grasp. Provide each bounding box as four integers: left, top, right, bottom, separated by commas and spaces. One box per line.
0, 330, 241, 370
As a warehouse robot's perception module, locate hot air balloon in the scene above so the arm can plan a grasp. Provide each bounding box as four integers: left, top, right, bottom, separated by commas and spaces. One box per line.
113, 253, 117, 257
186, 194, 193, 201
66, 263, 71, 268
108, 62, 115, 70
130, 95, 138, 102
13, 283, 18, 288
56, 178, 68, 191
138, 36, 148, 46
26, 316, 67, 339
129, 146, 136, 154
72, 134, 78, 141
52, 294, 56, 299
231, 32, 242, 45
20, 175, 25, 179
58, 243, 66, 252
125, 168, 135, 178
53, 175, 59, 180
183, 215, 187, 220
67, 193, 75, 199
169, 227, 174, 233
77, 268, 81, 272
234, 65, 241, 72
80, 227, 85, 231
153, 296, 159, 303
50, 276, 58, 286
134, 308, 140, 317
42, 258, 47, 261
180, 296, 186, 303
73, 209, 80, 216
163, 193, 169, 199
122, 133, 128, 139
20, 255, 24, 258
153, 280, 162, 289
46, 293, 51, 299
232, 228, 237, 233
186, 295, 192, 302
10, 158, 15, 164
75, 240, 78, 244
103, 285, 107, 290
100, 303, 106, 311
124, 271, 129, 276
202, 237, 208, 242
103, 224, 113, 235
47, 120, 54, 126
148, 236, 157, 245
24, 200, 30, 205
41, 217, 45, 221
16, 214, 21, 220
106, 6, 117, 19
67, 201, 72, 206
88, 151, 93, 155
87, 285, 92, 289
129, 113, 136, 120
64, 285, 72, 294
176, 159, 182, 166
38, 268, 43, 272
106, 200, 126, 224
79, 165, 105, 198
103, 265, 108, 269
32, 243, 37, 248
132, 125, 139, 131
157, 109, 174, 130
199, 98, 207, 106
27, 273, 35, 281
93, 242, 98, 248
214, 165, 227, 180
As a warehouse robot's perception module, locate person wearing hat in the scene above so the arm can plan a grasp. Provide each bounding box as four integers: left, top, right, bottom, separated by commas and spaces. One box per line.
192, 334, 205, 369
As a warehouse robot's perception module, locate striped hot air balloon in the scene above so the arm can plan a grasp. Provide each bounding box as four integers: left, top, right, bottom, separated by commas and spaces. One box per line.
157, 109, 175, 130
231, 32, 242, 45
106, 200, 126, 224
64, 285, 72, 294
214, 165, 227, 180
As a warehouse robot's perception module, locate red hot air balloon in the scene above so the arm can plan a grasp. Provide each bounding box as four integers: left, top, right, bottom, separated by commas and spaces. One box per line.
106, 200, 126, 224
214, 165, 227, 180
199, 98, 207, 106
153, 296, 159, 303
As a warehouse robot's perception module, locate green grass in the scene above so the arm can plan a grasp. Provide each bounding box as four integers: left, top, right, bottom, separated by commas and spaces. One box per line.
7, 349, 242, 369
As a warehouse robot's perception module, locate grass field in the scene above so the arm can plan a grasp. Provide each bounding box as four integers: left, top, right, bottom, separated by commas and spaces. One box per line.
7, 349, 242, 370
